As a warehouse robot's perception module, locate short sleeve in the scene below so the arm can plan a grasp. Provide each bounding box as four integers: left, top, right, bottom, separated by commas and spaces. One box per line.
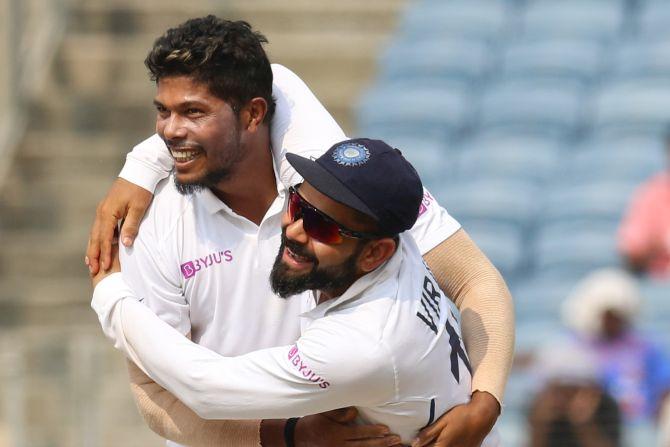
119, 134, 173, 193
409, 188, 462, 255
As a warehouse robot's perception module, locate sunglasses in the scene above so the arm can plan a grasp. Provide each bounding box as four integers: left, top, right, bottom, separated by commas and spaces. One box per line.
287, 185, 378, 244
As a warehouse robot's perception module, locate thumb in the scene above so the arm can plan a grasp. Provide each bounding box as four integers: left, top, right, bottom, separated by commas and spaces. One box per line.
120, 206, 144, 246
322, 407, 358, 423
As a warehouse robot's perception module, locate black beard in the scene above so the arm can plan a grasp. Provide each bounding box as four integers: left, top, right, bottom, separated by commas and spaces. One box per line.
270, 230, 363, 299
173, 168, 233, 196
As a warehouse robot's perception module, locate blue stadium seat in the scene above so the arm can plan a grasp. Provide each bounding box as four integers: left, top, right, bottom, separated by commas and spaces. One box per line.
464, 222, 526, 281
495, 411, 527, 447
516, 318, 565, 354
522, 0, 626, 42
533, 223, 622, 279
639, 279, 670, 322
501, 37, 607, 86
371, 135, 452, 188
540, 181, 638, 225
512, 275, 576, 320
456, 133, 559, 184
637, 0, 670, 39
613, 37, 670, 80
433, 178, 539, 228
356, 82, 472, 143
593, 80, 670, 136
570, 137, 665, 184
379, 38, 494, 87
399, 0, 512, 42
478, 80, 585, 139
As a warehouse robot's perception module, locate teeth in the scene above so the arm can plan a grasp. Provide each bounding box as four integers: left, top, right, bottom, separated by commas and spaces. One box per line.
288, 248, 310, 263
171, 150, 200, 162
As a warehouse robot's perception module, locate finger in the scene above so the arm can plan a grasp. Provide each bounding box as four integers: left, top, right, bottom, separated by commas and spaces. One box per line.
412, 423, 443, 447
120, 205, 144, 247
86, 221, 102, 275
98, 214, 118, 271
110, 240, 121, 272
323, 407, 358, 423
346, 424, 391, 440
346, 435, 402, 447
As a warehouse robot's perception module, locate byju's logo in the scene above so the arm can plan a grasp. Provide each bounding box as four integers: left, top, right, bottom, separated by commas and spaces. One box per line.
418, 190, 434, 216
180, 249, 233, 279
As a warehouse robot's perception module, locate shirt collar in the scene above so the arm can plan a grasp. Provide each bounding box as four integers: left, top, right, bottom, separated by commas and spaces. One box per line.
301, 235, 406, 320
197, 147, 288, 217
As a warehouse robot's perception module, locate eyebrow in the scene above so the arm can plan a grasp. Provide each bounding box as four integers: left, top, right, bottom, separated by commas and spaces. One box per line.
153, 99, 207, 109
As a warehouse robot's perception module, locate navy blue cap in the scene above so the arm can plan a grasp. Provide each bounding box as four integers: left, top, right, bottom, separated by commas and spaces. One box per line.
286, 138, 424, 236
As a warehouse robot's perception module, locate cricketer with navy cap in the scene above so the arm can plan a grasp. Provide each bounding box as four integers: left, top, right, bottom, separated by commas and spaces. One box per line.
92, 138, 500, 446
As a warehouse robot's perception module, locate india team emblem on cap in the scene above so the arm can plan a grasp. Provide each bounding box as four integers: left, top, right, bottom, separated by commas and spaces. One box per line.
332, 143, 370, 167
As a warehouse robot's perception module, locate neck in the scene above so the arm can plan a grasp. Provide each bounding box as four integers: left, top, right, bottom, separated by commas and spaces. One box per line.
210, 127, 277, 225
316, 272, 366, 305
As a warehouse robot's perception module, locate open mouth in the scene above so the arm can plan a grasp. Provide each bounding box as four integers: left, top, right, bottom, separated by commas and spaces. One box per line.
285, 246, 315, 267
169, 148, 202, 163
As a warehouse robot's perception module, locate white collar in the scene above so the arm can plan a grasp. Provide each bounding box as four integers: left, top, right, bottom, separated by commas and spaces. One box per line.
196, 148, 287, 218
301, 236, 406, 320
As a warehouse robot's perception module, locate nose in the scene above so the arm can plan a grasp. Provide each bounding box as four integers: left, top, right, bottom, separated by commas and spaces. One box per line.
159, 113, 187, 140
283, 211, 309, 245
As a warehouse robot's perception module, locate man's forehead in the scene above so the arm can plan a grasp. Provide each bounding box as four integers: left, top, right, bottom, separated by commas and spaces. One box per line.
155, 76, 216, 99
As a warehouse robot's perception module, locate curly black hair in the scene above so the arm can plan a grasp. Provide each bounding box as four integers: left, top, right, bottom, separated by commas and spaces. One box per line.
145, 16, 275, 120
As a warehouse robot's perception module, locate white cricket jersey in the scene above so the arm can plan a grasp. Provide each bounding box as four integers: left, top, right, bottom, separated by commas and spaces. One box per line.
94, 235, 499, 445
113, 63, 463, 445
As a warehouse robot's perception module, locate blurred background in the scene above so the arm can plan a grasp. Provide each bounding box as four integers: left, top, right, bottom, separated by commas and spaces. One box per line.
1, 0, 669, 446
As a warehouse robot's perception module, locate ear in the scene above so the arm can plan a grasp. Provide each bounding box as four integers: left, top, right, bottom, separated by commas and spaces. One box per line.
358, 238, 397, 273
242, 97, 268, 132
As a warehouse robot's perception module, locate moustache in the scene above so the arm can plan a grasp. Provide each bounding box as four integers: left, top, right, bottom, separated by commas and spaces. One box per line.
164, 140, 203, 152
282, 233, 318, 265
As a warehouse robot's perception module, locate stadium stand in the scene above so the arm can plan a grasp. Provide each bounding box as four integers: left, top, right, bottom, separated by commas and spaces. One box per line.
357, 0, 670, 444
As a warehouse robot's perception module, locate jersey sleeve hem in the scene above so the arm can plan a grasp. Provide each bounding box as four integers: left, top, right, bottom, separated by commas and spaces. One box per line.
119, 158, 168, 193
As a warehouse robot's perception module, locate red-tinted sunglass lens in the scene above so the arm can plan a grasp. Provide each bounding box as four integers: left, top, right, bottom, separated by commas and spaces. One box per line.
288, 190, 302, 222
302, 207, 342, 244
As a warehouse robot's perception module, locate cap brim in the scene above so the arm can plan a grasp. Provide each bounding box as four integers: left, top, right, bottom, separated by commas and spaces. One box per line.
286, 153, 378, 219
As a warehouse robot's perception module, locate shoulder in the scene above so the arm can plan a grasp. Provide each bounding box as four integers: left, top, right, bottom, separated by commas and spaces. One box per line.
300, 315, 394, 379
140, 176, 194, 243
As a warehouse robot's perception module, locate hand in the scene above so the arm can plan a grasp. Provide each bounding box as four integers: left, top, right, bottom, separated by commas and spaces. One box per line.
85, 178, 152, 274
296, 407, 402, 447
91, 239, 121, 288
412, 391, 500, 447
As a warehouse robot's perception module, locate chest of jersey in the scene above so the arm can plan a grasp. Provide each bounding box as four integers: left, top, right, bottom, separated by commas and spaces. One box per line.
174, 197, 303, 356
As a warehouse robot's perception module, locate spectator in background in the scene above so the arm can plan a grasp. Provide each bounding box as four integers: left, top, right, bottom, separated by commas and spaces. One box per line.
618, 133, 670, 279
528, 343, 621, 447
561, 269, 670, 425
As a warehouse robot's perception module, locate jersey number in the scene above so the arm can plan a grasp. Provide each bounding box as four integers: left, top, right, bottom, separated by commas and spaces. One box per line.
416, 276, 472, 383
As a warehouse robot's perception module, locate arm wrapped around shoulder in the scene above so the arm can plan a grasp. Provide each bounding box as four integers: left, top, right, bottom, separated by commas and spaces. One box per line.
423, 229, 515, 406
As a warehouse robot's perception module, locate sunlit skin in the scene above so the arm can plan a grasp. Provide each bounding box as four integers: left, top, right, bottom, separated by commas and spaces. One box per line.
280, 182, 397, 302
153, 75, 277, 224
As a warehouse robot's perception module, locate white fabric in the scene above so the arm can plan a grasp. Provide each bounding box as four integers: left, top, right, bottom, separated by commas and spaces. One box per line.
94, 236, 499, 445
113, 64, 462, 446
561, 268, 641, 339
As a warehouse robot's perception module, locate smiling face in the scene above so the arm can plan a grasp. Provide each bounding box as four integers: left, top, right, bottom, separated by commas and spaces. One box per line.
269, 182, 396, 300
154, 76, 245, 194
